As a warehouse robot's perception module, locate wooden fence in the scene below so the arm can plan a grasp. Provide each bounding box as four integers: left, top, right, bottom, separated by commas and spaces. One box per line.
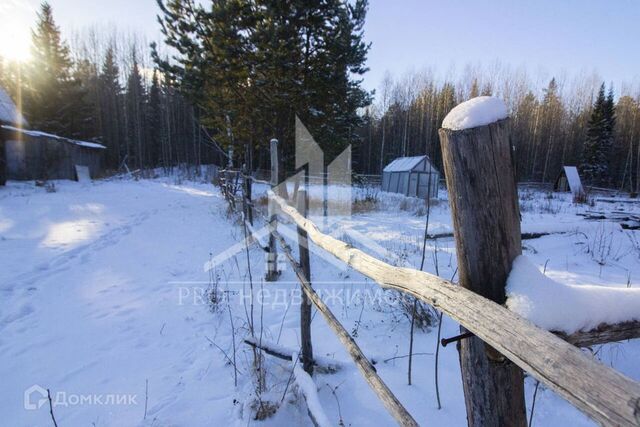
222, 120, 640, 426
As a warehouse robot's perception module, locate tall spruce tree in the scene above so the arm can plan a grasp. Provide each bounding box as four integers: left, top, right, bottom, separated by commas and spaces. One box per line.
70, 58, 97, 139
125, 54, 147, 169
147, 70, 165, 166
99, 46, 123, 168
25, 2, 78, 135
582, 83, 615, 185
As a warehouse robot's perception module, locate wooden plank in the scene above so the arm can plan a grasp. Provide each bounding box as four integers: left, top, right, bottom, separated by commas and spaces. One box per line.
270, 191, 640, 427
243, 166, 253, 225
439, 118, 526, 426
297, 189, 314, 375
272, 228, 419, 427
266, 139, 279, 281
556, 320, 640, 348
426, 231, 570, 240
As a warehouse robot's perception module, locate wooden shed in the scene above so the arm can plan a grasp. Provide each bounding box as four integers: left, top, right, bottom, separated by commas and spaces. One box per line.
381, 155, 439, 198
1, 126, 106, 182
554, 166, 587, 202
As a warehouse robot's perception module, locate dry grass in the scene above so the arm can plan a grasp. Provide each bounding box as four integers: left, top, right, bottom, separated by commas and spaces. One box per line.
252, 399, 279, 420
352, 197, 379, 214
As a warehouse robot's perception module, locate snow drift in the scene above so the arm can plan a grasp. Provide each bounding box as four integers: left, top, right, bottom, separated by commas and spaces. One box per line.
506, 255, 640, 334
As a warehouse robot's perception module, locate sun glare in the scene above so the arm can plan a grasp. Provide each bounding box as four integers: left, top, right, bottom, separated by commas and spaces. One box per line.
0, 22, 32, 63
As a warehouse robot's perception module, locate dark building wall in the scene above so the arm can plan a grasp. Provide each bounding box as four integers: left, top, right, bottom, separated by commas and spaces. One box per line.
2, 129, 103, 181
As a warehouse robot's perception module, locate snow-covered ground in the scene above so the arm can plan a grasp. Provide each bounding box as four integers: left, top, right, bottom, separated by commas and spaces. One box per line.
1, 176, 639, 426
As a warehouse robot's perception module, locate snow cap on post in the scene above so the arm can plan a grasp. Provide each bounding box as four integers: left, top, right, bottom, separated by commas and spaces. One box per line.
442, 96, 508, 131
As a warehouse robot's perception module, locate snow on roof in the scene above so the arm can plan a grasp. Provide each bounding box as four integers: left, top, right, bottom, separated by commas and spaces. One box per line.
506, 255, 640, 334
383, 155, 426, 172
0, 87, 27, 126
562, 166, 584, 196
1, 125, 106, 149
442, 96, 508, 131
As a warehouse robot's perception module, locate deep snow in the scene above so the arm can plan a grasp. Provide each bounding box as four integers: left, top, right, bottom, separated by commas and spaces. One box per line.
1, 177, 639, 426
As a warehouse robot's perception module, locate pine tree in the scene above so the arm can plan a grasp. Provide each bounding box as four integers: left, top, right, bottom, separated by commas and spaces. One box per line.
125, 54, 147, 169
25, 2, 76, 135
69, 58, 97, 139
99, 46, 124, 168
582, 83, 615, 185
147, 70, 165, 166
605, 85, 616, 135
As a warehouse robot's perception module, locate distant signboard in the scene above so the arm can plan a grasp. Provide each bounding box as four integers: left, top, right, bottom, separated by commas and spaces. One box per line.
75, 165, 91, 182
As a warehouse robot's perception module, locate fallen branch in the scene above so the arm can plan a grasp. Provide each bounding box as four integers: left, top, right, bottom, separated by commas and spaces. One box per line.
554, 320, 640, 348
243, 337, 341, 374
383, 352, 433, 364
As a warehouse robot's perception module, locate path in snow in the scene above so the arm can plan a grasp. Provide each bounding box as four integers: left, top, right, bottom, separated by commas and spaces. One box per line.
0, 180, 239, 426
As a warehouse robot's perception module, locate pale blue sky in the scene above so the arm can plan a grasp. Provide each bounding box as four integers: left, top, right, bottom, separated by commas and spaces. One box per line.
3, 0, 640, 93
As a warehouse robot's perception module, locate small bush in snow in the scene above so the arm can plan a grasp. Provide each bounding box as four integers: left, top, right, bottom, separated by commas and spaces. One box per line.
583, 222, 630, 266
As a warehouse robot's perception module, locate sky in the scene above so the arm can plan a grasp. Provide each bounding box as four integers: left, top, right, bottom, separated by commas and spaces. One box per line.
2, 0, 639, 95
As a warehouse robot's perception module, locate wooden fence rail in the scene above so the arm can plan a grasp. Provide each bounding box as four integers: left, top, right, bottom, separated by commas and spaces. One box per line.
224, 120, 640, 426
269, 190, 640, 426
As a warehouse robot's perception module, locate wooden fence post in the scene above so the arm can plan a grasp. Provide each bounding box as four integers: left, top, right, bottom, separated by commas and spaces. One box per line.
297, 188, 314, 375
439, 116, 527, 427
242, 163, 253, 226
266, 139, 279, 281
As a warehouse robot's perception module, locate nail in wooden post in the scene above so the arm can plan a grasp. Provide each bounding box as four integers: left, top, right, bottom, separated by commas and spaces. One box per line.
266, 138, 279, 281
297, 188, 313, 374
439, 112, 527, 427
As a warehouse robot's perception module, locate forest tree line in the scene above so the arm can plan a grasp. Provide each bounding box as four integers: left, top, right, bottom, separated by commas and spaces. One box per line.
1, 2, 639, 190
356, 67, 640, 191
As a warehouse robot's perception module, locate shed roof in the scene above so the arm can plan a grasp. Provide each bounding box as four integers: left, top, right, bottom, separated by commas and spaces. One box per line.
383, 155, 427, 172
1, 125, 106, 150
0, 87, 27, 127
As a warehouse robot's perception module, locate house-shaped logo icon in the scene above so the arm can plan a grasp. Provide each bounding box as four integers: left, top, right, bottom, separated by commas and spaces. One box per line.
205, 117, 355, 274
24, 384, 48, 410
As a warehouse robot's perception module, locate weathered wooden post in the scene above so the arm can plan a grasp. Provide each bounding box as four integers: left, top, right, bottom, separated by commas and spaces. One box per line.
296, 188, 314, 374
266, 138, 279, 281
438, 97, 526, 427
242, 163, 253, 226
